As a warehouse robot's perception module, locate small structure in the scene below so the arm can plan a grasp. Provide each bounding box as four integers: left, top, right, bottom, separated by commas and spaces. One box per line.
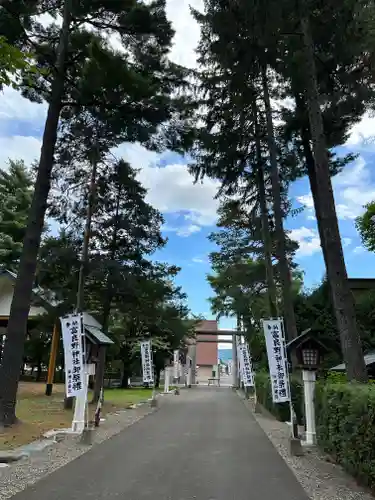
0, 269, 113, 397
287, 328, 330, 447
330, 351, 375, 377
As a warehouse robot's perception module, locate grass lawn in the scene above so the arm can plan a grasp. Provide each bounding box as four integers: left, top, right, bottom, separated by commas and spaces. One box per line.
0, 382, 155, 450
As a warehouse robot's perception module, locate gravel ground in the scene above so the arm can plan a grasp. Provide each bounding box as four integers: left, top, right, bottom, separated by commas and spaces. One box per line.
241, 395, 374, 500
0, 395, 169, 499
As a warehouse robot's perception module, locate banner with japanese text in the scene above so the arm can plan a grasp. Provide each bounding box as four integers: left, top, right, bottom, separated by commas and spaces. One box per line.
60, 314, 85, 398
240, 343, 254, 387
141, 340, 154, 384
263, 319, 290, 403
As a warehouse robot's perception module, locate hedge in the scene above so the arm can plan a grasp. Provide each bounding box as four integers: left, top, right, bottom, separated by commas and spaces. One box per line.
315, 382, 375, 490
255, 372, 304, 424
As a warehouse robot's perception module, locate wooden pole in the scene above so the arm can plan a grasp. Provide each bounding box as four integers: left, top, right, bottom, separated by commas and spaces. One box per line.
45, 323, 59, 396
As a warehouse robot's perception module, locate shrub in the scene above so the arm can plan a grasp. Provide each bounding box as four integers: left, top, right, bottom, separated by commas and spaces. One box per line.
255, 371, 304, 424
315, 382, 375, 490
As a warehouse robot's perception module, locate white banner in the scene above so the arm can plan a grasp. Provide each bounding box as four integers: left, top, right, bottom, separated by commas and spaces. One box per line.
263, 319, 290, 403
60, 314, 85, 398
141, 340, 154, 384
240, 343, 254, 387
238, 345, 244, 382
173, 349, 179, 379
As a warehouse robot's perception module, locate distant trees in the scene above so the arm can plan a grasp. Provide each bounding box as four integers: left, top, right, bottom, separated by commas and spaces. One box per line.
0, 160, 33, 271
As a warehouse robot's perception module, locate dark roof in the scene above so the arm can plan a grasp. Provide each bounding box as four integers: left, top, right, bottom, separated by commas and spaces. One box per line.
286, 328, 312, 349
0, 268, 61, 310
330, 351, 375, 371
286, 328, 329, 352
84, 324, 114, 346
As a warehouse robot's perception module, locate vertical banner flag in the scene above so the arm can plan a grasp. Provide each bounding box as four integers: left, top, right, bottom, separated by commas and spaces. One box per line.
60, 314, 85, 397
173, 349, 179, 379
240, 343, 254, 387
238, 344, 244, 382
263, 319, 290, 403
141, 340, 154, 384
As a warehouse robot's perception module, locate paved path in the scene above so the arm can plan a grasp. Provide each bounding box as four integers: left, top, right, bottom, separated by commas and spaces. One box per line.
12, 388, 309, 500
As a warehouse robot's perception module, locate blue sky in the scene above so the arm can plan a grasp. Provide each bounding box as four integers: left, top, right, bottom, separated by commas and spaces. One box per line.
1, 1, 375, 348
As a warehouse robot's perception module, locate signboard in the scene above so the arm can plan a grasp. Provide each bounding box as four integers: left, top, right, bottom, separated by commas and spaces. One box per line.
238, 345, 244, 382
60, 314, 85, 398
140, 340, 154, 384
173, 349, 179, 379
263, 319, 290, 403
240, 343, 254, 387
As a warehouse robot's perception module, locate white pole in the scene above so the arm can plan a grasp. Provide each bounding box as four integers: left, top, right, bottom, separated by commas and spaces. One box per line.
302, 370, 317, 445
232, 334, 238, 388
188, 364, 192, 387
72, 367, 89, 433
164, 366, 170, 393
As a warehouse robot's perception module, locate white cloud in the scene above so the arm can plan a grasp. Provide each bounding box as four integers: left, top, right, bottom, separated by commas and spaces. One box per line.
297, 156, 375, 222
342, 237, 352, 247
192, 256, 206, 263
346, 112, 375, 147
353, 246, 366, 255
0, 136, 42, 167
162, 223, 201, 237
0, 87, 46, 124
115, 142, 219, 233
289, 226, 322, 257
166, 0, 203, 68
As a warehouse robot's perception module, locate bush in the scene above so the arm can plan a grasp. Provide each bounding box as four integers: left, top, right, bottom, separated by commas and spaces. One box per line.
315, 382, 375, 490
255, 371, 304, 424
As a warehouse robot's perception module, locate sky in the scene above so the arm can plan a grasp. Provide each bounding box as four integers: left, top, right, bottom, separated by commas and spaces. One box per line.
2, 0, 375, 349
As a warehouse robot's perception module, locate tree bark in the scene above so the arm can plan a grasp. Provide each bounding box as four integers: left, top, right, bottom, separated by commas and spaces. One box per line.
261, 64, 298, 342
299, 6, 367, 382
155, 367, 161, 389
121, 367, 130, 388
253, 101, 278, 318
295, 95, 327, 268
0, 0, 73, 426
92, 183, 121, 404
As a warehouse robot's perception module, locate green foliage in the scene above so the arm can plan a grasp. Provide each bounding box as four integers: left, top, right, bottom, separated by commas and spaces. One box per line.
0, 37, 30, 87
0, 160, 34, 270
356, 202, 375, 253
315, 382, 375, 490
255, 371, 304, 425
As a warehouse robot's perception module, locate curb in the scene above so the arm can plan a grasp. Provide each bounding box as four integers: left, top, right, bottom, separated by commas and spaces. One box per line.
0, 451, 29, 464
0, 395, 165, 463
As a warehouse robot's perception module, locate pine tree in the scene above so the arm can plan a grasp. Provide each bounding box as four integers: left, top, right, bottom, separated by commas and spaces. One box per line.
0, 160, 33, 271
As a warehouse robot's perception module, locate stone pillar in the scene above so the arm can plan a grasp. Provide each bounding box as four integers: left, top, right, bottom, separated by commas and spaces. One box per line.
302, 370, 317, 446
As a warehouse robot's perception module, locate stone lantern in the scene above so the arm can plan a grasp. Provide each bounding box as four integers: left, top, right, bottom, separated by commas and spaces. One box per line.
287, 329, 329, 446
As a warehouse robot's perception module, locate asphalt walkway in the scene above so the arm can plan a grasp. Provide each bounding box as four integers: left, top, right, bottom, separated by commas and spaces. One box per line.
11, 388, 309, 500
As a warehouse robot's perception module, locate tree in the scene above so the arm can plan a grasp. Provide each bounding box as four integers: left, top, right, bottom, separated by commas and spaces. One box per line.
296, 0, 368, 381
0, 160, 33, 271
190, 0, 371, 381
356, 202, 375, 252
0, 0, 192, 425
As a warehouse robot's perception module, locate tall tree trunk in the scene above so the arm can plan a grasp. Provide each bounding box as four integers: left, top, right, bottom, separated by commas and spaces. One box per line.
295, 92, 329, 267
253, 101, 278, 318
0, 0, 72, 426
76, 151, 99, 314
91, 184, 121, 405
121, 365, 130, 388
261, 64, 298, 342
155, 367, 161, 389
65, 149, 99, 409
299, 6, 367, 382
36, 359, 42, 382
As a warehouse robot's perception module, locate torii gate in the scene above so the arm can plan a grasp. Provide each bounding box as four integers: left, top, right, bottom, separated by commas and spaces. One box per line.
187, 320, 242, 386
